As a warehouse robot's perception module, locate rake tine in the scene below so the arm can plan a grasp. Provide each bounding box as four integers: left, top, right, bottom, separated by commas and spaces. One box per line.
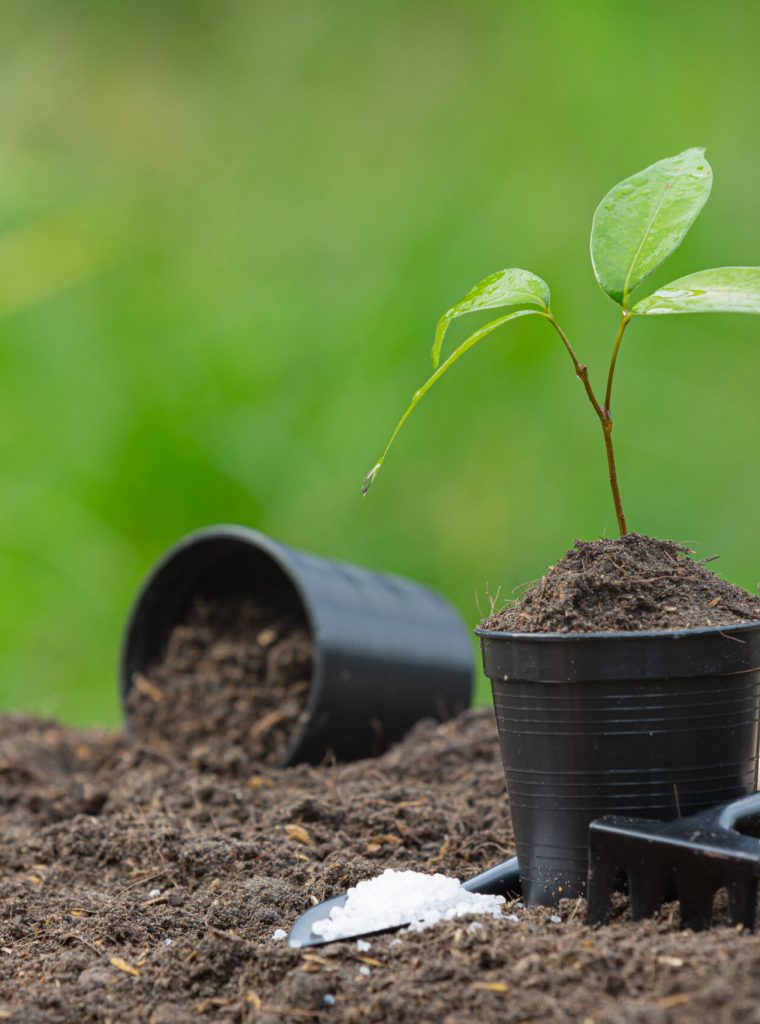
586, 852, 619, 925
677, 874, 715, 931
628, 870, 668, 921
726, 873, 758, 932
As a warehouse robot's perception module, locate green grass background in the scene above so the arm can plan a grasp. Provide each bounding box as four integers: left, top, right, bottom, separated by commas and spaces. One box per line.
1, 1, 759, 726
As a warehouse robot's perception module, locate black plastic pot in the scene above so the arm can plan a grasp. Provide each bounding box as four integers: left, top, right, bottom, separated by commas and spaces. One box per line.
476, 622, 760, 906
121, 525, 473, 765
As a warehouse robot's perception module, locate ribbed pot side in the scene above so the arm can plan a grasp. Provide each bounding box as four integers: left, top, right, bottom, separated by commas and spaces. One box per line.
477, 623, 760, 906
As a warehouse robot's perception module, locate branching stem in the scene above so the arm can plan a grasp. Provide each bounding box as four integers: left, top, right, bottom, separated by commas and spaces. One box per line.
542, 311, 629, 536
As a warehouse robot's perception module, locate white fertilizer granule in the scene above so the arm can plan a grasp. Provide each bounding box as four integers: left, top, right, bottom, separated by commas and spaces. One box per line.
272, 928, 288, 941
310, 869, 506, 942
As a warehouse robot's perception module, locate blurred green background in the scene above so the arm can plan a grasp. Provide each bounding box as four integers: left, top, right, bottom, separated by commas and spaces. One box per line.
1, 1, 759, 726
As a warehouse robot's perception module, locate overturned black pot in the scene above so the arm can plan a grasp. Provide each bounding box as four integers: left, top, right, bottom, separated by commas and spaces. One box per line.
121, 525, 473, 765
476, 622, 760, 906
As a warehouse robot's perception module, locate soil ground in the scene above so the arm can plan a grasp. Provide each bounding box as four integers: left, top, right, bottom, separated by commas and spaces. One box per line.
3, 709, 760, 1024
483, 533, 760, 633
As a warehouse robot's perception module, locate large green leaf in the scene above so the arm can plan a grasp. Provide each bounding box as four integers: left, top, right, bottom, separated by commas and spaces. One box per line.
633, 267, 760, 315
590, 148, 712, 307
363, 308, 543, 494
432, 268, 550, 367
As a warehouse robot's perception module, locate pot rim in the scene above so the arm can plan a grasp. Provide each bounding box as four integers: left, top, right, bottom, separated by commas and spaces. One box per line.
119, 524, 324, 766
475, 618, 760, 643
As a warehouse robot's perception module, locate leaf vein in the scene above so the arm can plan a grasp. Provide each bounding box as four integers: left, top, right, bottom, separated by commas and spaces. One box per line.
622, 182, 672, 307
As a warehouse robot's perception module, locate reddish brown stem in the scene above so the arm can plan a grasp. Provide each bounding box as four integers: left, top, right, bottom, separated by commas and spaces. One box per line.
604, 311, 632, 415
601, 418, 628, 536
542, 313, 629, 537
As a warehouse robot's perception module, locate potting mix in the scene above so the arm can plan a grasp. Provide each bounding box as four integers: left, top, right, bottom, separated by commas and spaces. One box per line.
2, 533, 760, 1021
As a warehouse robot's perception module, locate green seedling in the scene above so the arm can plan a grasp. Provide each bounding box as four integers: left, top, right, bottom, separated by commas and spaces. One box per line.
362, 148, 760, 535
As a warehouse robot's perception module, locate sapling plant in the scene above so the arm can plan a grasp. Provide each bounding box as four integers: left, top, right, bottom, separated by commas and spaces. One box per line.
362, 148, 760, 535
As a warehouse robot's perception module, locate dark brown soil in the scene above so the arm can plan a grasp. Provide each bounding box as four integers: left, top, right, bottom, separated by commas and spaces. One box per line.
3, 710, 760, 1023
126, 595, 312, 770
482, 533, 760, 634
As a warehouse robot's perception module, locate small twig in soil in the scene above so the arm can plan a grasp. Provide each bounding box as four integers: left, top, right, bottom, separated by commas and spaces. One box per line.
460, 839, 515, 858
139, 895, 168, 909
209, 928, 247, 944
61, 933, 103, 958
718, 631, 748, 644
567, 897, 584, 923
672, 784, 681, 817
511, 577, 542, 597
365, 768, 395, 791
109, 870, 166, 902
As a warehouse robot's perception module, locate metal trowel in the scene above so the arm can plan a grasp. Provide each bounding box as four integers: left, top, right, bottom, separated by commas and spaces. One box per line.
288, 856, 521, 948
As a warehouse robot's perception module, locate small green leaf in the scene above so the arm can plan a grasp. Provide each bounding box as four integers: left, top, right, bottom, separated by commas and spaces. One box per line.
432, 268, 550, 368
590, 148, 712, 307
363, 309, 543, 494
633, 267, 760, 315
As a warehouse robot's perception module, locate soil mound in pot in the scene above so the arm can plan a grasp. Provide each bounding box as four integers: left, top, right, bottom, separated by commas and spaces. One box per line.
126, 593, 312, 770
482, 532, 760, 633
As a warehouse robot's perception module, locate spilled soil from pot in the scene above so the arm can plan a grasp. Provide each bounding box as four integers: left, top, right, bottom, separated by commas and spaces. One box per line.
3, 709, 760, 1022
482, 532, 760, 633
126, 595, 312, 770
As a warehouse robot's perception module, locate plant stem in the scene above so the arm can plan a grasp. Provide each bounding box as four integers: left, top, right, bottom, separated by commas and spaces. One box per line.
602, 418, 628, 536
604, 310, 632, 414
544, 316, 605, 419
543, 312, 629, 537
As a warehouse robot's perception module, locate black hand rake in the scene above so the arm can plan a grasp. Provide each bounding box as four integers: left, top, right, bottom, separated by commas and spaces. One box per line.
587, 792, 760, 931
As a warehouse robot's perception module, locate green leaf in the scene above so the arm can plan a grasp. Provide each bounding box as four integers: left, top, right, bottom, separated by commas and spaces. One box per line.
363, 309, 543, 494
432, 268, 550, 368
633, 267, 760, 315
590, 148, 712, 307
